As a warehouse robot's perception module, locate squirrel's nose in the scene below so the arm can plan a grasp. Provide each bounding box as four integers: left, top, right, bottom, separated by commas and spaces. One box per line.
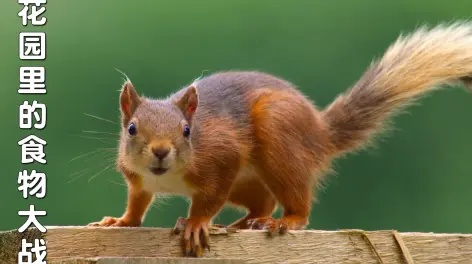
152, 147, 170, 160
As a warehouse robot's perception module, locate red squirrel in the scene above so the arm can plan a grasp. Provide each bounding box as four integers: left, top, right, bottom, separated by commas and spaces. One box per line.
89, 22, 472, 257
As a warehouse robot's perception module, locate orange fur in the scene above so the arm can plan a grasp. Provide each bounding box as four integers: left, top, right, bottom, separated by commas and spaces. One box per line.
247, 88, 331, 229
184, 117, 251, 217
88, 170, 153, 227
120, 185, 154, 226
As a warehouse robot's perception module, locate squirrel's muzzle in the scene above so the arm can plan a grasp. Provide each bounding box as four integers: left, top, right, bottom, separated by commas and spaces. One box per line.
152, 147, 170, 160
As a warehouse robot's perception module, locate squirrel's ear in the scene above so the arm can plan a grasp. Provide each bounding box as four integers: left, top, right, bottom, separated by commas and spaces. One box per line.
174, 85, 198, 121
120, 80, 141, 124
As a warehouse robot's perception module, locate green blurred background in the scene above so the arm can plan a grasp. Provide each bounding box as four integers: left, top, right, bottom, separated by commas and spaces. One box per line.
1, 1, 471, 233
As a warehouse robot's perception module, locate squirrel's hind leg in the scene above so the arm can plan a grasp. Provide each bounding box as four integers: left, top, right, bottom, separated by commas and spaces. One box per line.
248, 89, 329, 233
247, 164, 315, 234
227, 177, 277, 229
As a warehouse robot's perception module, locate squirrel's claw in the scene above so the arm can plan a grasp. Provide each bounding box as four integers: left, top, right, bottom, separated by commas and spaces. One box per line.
173, 216, 211, 257
201, 226, 211, 252
247, 216, 307, 235
172, 217, 186, 234
247, 216, 279, 235
247, 216, 274, 230
87, 216, 139, 227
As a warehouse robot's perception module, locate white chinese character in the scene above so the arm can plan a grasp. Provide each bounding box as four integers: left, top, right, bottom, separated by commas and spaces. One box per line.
19, 32, 46, 60
18, 238, 47, 264
18, 170, 46, 199
18, 205, 47, 233
19, 67, 46, 94
19, 101, 47, 129
18, 0, 47, 26
18, 135, 47, 164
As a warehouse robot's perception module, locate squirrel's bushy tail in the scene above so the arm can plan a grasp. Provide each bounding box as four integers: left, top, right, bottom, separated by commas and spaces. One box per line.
322, 22, 472, 155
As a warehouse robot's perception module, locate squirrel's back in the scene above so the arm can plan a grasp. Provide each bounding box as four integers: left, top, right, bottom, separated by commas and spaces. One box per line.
171, 71, 323, 146
173, 70, 332, 171
184, 71, 299, 118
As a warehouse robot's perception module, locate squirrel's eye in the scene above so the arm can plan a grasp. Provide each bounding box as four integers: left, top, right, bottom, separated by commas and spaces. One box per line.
183, 124, 190, 138
128, 123, 137, 136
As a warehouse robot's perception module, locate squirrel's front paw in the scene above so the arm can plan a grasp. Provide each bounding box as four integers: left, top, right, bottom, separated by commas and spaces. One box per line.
87, 216, 140, 227
172, 216, 210, 257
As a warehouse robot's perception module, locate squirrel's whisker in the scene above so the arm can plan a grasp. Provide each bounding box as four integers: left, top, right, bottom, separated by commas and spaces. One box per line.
68, 148, 109, 163
87, 164, 113, 182
72, 135, 117, 145
82, 130, 119, 136
84, 113, 118, 125
67, 173, 85, 184
68, 167, 90, 178
83, 150, 116, 163
108, 179, 127, 187
105, 180, 157, 211
67, 156, 116, 183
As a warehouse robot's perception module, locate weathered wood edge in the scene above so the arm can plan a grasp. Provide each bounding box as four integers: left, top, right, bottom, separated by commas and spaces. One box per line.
1, 226, 472, 264
0, 227, 43, 264
35, 225, 472, 237
49, 257, 247, 264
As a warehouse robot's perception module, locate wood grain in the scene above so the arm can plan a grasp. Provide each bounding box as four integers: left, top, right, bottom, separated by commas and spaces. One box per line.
50, 257, 246, 264
0, 226, 471, 264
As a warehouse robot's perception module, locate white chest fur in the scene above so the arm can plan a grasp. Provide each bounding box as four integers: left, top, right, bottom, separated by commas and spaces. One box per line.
136, 167, 194, 196
130, 163, 258, 197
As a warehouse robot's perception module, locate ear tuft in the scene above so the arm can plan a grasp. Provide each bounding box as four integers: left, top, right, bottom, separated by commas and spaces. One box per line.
174, 85, 199, 122
120, 80, 141, 125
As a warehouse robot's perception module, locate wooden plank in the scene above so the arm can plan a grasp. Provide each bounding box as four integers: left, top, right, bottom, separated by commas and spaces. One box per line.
50, 257, 247, 264
0, 226, 471, 264
0, 227, 42, 264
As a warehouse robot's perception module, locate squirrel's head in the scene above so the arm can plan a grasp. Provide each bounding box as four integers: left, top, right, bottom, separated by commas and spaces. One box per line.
118, 80, 197, 177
